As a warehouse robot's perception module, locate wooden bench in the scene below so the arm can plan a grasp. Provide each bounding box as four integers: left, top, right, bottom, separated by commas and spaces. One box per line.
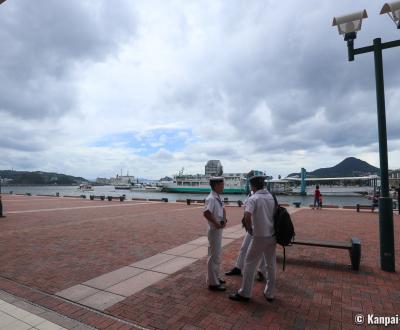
356, 204, 376, 212
292, 237, 361, 270
293, 202, 301, 208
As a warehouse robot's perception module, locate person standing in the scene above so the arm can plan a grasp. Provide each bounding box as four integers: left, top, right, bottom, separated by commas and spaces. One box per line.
203, 177, 227, 291
225, 232, 267, 281
229, 175, 276, 302
313, 185, 321, 209
225, 193, 267, 281
0, 194, 4, 218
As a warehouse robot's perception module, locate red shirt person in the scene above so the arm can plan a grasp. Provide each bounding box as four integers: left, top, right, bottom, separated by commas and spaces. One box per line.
313, 185, 321, 209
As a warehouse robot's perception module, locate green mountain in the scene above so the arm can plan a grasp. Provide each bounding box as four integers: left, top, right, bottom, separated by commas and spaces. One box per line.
0, 170, 88, 185
288, 157, 380, 178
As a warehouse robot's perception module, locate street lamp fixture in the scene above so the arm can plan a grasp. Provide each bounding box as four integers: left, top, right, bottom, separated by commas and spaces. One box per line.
333, 3, 400, 273
332, 10, 368, 42
380, 1, 400, 29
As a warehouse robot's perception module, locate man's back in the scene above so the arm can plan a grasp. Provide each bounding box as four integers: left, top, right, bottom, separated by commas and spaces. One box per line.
245, 189, 275, 237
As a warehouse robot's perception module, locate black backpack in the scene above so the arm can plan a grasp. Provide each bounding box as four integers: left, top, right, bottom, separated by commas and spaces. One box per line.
272, 194, 295, 271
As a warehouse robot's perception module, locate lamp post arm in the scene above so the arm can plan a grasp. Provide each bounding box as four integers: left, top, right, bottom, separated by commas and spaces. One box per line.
381, 39, 400, 50
349, 38, 400, 61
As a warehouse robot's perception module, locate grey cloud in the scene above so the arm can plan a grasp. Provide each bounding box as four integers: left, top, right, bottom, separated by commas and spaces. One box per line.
163, 0, 400, 158
0, 0, 136, 119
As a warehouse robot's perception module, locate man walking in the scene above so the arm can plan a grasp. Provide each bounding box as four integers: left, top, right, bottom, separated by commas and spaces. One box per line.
203, 177, 227, 291
229, 175, 276, 302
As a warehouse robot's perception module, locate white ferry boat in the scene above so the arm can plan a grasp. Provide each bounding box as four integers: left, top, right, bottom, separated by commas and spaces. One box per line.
161, 161, 264, 194
130, 183, 162, 192
110, 172, 135, 190
281, 175, 379, 195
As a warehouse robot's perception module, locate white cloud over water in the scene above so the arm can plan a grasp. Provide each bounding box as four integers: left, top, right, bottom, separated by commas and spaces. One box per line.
0, 0, 400, 179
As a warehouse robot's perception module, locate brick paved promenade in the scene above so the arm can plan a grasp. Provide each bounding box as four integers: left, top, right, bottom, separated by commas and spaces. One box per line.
0, 195, 399, 329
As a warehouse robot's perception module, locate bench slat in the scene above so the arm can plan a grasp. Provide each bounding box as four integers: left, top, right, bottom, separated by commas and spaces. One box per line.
293, 238, 351, 249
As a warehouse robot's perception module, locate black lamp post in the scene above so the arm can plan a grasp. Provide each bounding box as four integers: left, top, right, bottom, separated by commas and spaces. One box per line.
333, 2, 400, 272
0, 0, 6, 218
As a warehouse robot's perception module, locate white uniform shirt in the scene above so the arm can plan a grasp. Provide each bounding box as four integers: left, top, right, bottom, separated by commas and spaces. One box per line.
244, 189, 275, 237
204, 190, 224, 229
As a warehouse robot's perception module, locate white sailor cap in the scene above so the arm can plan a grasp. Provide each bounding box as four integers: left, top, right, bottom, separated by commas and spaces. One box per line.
249, 175, 267, 183
209, 176, 224, 183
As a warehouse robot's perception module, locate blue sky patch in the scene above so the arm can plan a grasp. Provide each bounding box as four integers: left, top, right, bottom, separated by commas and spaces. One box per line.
92, 128, 194, 156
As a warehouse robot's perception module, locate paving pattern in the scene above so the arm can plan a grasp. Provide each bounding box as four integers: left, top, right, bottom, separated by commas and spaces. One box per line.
0, 194, 399, 329
55, 225, 243, 311
0, 290, 93, 330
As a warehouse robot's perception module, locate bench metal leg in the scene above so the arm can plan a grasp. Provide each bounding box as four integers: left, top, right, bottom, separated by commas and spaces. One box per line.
350, 237, 361, 270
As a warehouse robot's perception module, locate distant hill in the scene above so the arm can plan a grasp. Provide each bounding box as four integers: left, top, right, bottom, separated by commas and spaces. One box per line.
0, 170, 88, 185
288, 157, 380, 178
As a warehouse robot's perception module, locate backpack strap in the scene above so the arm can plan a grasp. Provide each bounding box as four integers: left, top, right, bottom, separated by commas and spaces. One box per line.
272, 193, 279, 218
283, 246, 286, 271
272, 193, 278, 208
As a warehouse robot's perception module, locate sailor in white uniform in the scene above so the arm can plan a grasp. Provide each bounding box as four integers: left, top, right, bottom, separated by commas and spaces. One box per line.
203, 177, 227, 291
229, 175, 277, 302
225, 192, 267, 281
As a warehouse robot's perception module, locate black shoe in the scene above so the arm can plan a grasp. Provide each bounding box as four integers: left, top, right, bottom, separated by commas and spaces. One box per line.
229, 292, 250, 302
225, 267, 241, 276
208, 284, 226, 292
218, 277, 226, 284
263, 292, 274, 303
256, 271, 265, 282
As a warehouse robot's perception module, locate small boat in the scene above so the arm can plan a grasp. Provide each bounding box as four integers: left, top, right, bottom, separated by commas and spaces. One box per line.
130, 184, 162, 192
114, 184, 132, 190
79, 183, 94, 191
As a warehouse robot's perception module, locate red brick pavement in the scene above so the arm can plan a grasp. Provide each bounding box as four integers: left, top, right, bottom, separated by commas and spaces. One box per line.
106, 209, 400, 329
0, 197, 243, 293
1, 197, 400, 329
2, 195, 145, 212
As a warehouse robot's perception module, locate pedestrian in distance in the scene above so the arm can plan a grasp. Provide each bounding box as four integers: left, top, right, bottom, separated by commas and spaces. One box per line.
0, 194, 4, 218
229, 175, 277, 303
313, 185, 321, 209
203, 177, 227, 291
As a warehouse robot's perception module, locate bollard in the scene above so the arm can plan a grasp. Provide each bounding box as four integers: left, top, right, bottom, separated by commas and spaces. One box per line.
107, 196, 113, 201
9, 191, 13, 195
0, 195, 4, 218
237, 200, 243, 207
398, 192, 400, 215
186, 199, 191, 205
56, 192, 59, 197
356, 204, 360, 212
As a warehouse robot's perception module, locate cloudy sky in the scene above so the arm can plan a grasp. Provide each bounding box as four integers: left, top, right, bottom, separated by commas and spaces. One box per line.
1, 0, 399, 180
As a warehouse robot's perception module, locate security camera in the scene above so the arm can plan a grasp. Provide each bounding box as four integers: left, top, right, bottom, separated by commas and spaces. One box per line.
380, 1, 400, 29
332, 10, 368, 41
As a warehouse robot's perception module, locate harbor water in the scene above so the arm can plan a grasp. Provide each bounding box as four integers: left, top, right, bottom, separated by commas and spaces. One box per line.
2, 185, 372, 207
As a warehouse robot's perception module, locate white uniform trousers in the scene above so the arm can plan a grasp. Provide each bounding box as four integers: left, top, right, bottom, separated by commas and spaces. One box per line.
238, 236, 276, 298
207, 227, 223, 286
235, 232, 267, 274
